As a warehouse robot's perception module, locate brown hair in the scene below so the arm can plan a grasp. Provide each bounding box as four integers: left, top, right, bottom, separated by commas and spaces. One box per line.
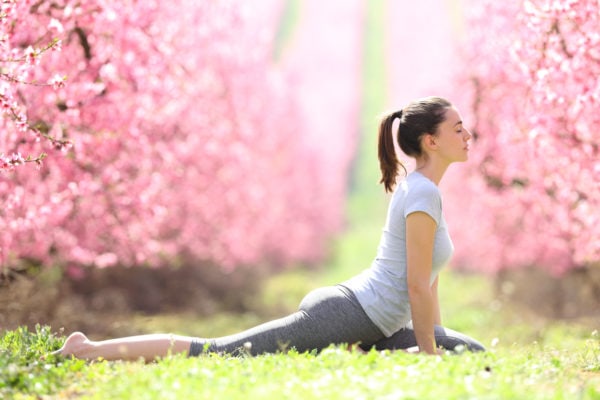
378, 96, 452, 192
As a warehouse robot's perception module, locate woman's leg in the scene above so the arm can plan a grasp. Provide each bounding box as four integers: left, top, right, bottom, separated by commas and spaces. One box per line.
361, 321, 486, 352
189, 285, 384, 356
56, 285, 383, 360
55, 331, 194, 361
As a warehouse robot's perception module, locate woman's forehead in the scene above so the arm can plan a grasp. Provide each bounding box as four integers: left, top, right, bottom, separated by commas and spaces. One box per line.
444, 107, 462, 123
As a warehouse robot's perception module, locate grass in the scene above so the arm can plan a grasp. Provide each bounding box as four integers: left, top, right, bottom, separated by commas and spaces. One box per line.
1, 315, 599, 399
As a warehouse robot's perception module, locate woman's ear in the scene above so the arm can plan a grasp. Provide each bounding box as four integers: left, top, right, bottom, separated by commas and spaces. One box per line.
423, 134, 437, 150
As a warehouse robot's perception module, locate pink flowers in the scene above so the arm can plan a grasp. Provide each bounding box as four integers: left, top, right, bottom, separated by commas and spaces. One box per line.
48, 74, 66, 89
442, 0, 600, 274
24, 46, 37, 65
0, 0, 364, 274
0, 153, 24, 171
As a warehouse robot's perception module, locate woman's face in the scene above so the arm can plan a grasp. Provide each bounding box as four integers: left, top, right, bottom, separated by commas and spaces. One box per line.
433, 106, 472, 164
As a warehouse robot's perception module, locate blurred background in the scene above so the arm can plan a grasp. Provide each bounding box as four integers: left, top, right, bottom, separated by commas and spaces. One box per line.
0, 0, 598, 347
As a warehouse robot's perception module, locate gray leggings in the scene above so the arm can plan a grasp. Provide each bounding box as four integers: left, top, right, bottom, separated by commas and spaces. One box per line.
188, 285, 485, 357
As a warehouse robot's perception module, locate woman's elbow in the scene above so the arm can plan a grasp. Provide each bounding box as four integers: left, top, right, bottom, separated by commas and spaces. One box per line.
407, 282, 431, 298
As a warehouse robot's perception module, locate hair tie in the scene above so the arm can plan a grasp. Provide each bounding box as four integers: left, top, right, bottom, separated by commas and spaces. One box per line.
395, 109, 403, 120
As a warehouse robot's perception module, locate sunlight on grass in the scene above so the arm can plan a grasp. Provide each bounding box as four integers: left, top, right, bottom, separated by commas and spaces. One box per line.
3, 326, 597, 399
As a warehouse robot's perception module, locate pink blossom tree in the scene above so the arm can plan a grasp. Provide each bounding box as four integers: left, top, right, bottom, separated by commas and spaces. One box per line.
0, 0, 69, 171
1, 0, 364, 275
280, 0, 364, 246
442, 0, 600, 275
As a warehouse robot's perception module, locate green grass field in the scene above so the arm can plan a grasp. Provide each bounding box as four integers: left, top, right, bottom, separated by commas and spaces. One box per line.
1, 302, 599, 400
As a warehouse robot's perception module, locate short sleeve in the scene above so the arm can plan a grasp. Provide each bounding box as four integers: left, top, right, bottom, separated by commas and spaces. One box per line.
403, 180, 442, 225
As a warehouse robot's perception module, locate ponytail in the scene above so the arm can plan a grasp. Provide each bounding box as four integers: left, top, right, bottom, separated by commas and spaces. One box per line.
378, 110, 406, 193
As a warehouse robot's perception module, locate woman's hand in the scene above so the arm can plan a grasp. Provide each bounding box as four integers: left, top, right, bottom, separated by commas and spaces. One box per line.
404, 346, 444, 356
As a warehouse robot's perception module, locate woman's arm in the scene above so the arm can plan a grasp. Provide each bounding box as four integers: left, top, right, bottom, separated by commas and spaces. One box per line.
431, 276, 442, 326
406, 211, 438, 355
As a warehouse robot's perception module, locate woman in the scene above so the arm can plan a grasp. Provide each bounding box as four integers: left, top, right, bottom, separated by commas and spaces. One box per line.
55, 96, 484, 361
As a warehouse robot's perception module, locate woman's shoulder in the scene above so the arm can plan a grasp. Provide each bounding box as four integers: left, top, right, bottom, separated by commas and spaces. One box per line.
404, 172, 441, 198
401, 172, 443, 221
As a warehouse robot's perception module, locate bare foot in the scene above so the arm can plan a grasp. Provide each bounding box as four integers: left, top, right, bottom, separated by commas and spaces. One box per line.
52, 332, 94, 359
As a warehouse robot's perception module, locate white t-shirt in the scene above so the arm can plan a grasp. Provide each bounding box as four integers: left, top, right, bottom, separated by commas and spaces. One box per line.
343, 171, 454, 336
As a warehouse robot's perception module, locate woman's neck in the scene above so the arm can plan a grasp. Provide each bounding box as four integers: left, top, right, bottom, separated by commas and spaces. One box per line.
414, 159, 449, 186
